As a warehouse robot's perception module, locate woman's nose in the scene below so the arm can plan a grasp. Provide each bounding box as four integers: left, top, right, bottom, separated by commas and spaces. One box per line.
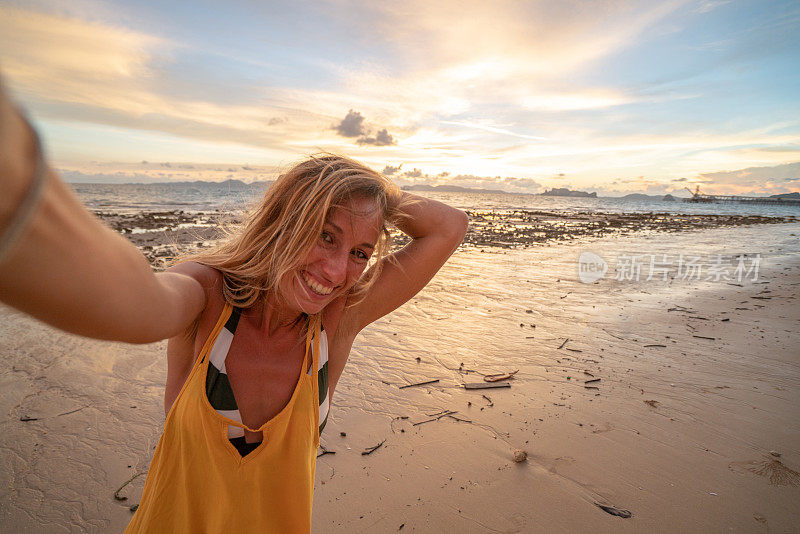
320, 249, 348, 284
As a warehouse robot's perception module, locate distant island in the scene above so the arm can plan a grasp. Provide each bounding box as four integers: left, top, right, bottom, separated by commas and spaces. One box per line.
770, 192, 800, 199
401, 184, 509, 195
539, 187, 597, 198
619, 193, 678, 202
165, 179, 272, 188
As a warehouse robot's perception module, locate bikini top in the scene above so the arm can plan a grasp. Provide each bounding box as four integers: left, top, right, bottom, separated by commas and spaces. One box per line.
204, 306, 329, 456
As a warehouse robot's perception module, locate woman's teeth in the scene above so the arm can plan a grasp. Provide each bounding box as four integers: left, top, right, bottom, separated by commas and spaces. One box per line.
302, 272, 333, 295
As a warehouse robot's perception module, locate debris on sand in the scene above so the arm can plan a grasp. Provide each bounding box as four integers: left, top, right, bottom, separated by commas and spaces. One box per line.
644, 400, 660, 408
317, 445, 336, 458
464, 382, 511, 390
399, 379, 439, 389
729, 455, 800, 486
362, 440, 386, 456
484, 370, 519, 382
114, 472, 145, 502
513, 449, 528, 463
413, 410, 458, 426
595, 503, 632, 518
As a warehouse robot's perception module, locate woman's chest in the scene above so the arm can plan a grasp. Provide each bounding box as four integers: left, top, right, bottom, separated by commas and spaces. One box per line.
223, 335, 307, 429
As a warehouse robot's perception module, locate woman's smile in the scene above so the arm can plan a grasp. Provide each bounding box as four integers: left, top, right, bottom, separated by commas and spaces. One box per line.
300, 270, 334, 296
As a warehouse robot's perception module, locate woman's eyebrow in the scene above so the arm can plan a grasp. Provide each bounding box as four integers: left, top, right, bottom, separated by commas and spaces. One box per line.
325, 221, 344, 235
325, 221, 375, 250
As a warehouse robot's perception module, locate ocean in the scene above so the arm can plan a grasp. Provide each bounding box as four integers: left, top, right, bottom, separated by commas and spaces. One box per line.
69, 182, 800, 218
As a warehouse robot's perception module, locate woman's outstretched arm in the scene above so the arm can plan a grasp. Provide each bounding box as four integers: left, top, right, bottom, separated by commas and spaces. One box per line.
0, 85, 205, 343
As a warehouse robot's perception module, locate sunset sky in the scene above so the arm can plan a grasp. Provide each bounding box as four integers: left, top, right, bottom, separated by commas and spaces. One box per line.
1, 0, 798, 196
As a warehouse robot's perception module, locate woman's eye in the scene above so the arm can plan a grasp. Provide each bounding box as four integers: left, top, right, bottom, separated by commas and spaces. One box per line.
352, 249, 368, 261
321, 232, 333, 244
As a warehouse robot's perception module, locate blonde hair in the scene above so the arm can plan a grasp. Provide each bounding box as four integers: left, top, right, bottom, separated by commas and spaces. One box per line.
177, 153, 404, 322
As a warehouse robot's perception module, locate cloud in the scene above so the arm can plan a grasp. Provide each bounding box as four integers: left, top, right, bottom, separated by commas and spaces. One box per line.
357, 128, 396, 146
522, 90, 635, 112
0, 6, 377, 160
694, 0, 733, 14
334, 109, 367, 137
57, 160, 282, 183
387, 163, 543, 193
3, 1, 797, 196
382, 164, 402, 175
697, 161, 800, 186
333, 110, 398, 146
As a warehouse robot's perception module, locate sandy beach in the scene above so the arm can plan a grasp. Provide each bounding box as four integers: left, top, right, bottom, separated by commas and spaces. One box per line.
1, 219, 799, 532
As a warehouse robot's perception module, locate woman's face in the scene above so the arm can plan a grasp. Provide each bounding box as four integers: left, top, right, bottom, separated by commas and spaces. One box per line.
283, 196, 383, 316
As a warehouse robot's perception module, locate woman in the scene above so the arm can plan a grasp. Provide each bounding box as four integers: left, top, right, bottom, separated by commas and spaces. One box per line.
0, 84, 468, 533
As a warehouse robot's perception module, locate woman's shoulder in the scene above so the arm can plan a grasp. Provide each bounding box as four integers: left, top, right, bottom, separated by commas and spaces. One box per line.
165, 261, 223, 290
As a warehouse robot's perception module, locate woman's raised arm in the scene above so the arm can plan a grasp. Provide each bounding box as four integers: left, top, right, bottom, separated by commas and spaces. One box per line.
350, 192, 469, 331
0, 85, 205, 344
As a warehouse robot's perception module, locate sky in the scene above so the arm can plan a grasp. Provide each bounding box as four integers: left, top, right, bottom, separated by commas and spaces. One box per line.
1, 0, 799, 196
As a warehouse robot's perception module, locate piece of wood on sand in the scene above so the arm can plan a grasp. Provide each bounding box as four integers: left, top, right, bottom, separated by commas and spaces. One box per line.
399, 379, 440, 389
484, 369, 519, 382
114, 472, 145, 501
595, 503, 632, 518
464, 382, 511, 390
362, 439, 386, 456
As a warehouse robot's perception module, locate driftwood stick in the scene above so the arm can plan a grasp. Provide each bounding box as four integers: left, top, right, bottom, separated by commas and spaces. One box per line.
413, 410, 457, 426
447, 414, 472, 423
362, 439, 386, 455
483, 370, 519, 382
558, 338, 570, 349
464, 382, 511, 390
317, 446, 336, 458
399, 379, 440, 389
114, 472, 146, 501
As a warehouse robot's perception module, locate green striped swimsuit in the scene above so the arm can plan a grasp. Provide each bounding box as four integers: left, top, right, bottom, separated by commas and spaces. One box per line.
204, 307, 329, 457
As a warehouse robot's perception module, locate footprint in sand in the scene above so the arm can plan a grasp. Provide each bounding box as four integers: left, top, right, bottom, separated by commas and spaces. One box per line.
591, 422, 613, 434
729, 454, 800, 487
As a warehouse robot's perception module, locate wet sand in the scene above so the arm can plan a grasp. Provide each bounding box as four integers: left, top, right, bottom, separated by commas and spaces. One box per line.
1, 220, 799, 532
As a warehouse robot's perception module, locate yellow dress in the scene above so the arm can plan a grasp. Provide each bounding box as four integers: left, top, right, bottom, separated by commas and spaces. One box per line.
125, 302, 320, 533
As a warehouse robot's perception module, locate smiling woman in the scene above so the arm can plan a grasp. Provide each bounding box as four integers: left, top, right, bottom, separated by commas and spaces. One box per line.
0, 81, 468, 533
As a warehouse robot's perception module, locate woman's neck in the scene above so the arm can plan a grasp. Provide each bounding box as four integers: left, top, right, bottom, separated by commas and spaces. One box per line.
243, 294, 306, 337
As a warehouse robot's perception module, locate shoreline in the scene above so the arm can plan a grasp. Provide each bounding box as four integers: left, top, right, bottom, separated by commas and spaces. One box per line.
0, 221, 798, 532
93, 209, 799, 269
